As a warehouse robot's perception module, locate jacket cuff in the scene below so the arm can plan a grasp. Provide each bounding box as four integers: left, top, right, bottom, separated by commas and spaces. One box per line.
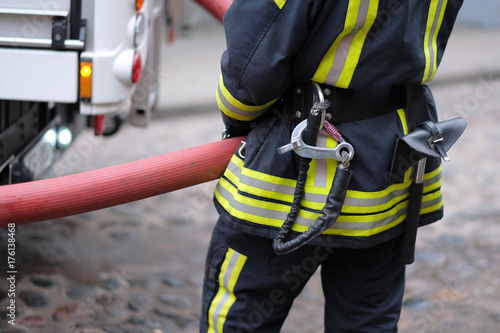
216, 74, 278, 122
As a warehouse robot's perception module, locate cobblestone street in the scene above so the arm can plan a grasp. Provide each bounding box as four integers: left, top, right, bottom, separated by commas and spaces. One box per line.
1, 22, 500, 333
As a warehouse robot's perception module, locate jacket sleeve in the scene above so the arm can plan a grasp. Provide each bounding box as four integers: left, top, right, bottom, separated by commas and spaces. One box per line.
216, 0, 320, 127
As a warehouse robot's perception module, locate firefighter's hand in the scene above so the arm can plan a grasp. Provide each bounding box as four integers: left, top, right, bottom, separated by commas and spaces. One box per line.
221, 112, 251, 139
221, 127, 249, 139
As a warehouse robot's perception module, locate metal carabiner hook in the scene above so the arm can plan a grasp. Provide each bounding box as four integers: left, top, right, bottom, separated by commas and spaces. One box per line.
237, 141, 246, 159
278, 120, 355, 162
311, 82, 327, 127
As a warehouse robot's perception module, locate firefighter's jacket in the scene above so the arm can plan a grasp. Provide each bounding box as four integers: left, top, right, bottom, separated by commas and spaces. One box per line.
214, 0, 463, 249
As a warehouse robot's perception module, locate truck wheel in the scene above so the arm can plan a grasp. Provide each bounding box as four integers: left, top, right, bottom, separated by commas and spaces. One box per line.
102, 115, 124, 137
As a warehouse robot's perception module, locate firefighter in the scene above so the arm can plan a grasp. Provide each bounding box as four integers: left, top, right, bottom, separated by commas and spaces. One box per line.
201, 0, 463, 332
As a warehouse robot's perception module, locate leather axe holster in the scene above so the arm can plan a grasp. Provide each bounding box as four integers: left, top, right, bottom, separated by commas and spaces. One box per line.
389, 116, 467, 264
389, 117, 467, 183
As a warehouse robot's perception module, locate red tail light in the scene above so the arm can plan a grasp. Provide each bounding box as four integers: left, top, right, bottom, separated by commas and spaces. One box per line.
132, 51, 142, 83
94, 115, 106, 136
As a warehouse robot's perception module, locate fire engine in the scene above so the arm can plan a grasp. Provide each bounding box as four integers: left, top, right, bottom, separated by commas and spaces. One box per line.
0, 0, 164, 185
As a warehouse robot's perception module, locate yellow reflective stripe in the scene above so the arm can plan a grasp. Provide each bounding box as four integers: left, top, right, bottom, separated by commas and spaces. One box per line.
325, 136, 338, 185
422, 0, 448, 83
207, 248, 247, 333
274, 0, 286, 9
336, 0, 379, 88
341, 188, 410, 214
423, 166, 442, 190
312, 0, 379, 88
222, 155, 441, 214
396, 108, 409, 135
217, 176, 409, 235
233, 156, 296, 188
425, 164, 442, 179
312, 0, 361, 83
216, 170, 442, 238
344, 179, 412, 201
305, 132, 337, 189
396, 107, 413, 181
232, 157, 410, 213
429, 0, 448, 81
337, 200, 408, 223
292, 204, 408, 237
215, 178, 286, 227
422, 0, 438, 82
216, 75, 278, 121
329, 215, 406, 237
233, 157, 297, 203
421, 187, 443, 214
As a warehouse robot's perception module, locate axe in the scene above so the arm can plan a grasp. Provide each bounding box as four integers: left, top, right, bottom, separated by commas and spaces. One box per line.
389, 117, 467, 264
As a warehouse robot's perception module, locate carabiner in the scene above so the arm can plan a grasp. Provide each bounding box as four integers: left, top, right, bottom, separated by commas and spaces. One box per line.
278, 82, 355, 164
278, 120, 354, 162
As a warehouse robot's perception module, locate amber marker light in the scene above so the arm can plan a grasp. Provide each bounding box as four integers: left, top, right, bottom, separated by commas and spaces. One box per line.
80, 59, 92, 101
81, 64, 91, 77
136, 0, 145, 11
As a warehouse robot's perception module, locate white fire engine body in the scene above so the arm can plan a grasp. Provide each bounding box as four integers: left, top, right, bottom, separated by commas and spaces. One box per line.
0, 0, 164, 184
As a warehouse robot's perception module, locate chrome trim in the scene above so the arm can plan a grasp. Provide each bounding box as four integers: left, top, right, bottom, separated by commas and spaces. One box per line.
0, 8, 69, 16
0, 37, 84, 50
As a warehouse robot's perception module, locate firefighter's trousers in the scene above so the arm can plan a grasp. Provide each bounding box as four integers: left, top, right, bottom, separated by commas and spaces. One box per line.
200, 218, 405, 333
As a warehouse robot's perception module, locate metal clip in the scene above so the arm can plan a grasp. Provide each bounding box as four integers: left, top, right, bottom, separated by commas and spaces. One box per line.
311, 82, 327, 128
278, 120, 354, 162
428, 134, 444, 149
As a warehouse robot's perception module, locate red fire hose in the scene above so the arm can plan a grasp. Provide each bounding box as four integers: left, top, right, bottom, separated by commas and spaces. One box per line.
0, 137, 243, 226
194, 0, 232, 22
0, 0, 235, 227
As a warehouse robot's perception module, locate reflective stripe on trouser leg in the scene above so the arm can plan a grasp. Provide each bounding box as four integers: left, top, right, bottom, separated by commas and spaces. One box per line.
208, 248, 247, 333
200, 219, 329, 332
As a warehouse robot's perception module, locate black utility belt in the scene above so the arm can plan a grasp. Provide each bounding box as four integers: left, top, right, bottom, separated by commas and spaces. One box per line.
283, 83, 407, 124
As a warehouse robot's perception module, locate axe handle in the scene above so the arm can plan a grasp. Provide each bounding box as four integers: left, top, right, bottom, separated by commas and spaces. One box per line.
400, 158, 426, 265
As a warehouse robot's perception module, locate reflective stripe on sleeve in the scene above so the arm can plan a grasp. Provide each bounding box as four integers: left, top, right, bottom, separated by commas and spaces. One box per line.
274, 0, 287, 9
216, 75, 278, 121
422, 0, 449, 83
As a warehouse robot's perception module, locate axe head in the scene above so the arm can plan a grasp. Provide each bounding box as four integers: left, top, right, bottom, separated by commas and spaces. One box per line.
389, 117, 467, 183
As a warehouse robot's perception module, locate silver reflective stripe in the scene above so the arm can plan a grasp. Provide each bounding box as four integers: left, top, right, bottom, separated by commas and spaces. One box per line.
227, 161, 297, 199
216, 181, 289, 225
342, 187, 409, 209
219, 151, 442, 230
424, 169, 441, 187
424, 0, 445, 82
218, 178, 407, 231
325, 0, 371, 85
217, 84, 271, 119
421, 194, 442, 210
207, 249, 247, 333
294, 203, 408, 230
218, 179, 406, 231
237, 164, 411, 210
234, 161, 335, 204
313, 133, 329, 188
211, 251, 242, 332
219, 174, 441, 233
239, 172, 297, 198
226, 158, 426, 209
